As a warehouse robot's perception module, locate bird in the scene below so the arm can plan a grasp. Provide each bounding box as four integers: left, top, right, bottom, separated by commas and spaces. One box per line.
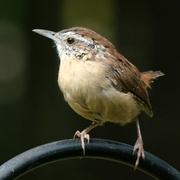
33, 27, 164, 169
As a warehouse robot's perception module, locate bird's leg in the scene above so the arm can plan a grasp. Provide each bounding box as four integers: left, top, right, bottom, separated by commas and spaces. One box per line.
74, 121, 99, 155
133, 118, 145, 169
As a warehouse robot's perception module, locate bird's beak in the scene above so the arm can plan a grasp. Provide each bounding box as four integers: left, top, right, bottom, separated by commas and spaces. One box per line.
32, 29, 57, 41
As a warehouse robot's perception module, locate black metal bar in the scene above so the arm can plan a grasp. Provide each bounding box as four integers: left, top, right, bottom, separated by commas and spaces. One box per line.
0, 139, 179, 180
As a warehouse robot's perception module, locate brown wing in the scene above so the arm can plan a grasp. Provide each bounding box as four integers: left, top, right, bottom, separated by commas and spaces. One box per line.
73, 27, 153, 116
104, 50, 153, 116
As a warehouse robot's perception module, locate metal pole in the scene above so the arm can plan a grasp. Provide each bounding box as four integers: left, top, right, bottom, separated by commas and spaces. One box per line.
0, 139, 179, 180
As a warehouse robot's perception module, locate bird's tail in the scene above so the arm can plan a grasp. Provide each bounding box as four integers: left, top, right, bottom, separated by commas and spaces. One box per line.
141, 71, 165, 88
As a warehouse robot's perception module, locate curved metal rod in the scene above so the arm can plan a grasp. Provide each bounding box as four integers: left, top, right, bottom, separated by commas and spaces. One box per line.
0, 139, 179, 180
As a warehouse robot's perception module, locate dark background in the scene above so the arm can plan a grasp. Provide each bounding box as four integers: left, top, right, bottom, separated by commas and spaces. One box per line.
0, 0, 180, 179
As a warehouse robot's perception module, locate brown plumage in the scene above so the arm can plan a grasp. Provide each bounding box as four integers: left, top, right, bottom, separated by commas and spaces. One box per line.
33, 27, 164, 169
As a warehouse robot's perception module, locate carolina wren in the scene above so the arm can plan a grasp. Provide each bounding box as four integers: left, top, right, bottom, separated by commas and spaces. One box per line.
33, 27, 164, 169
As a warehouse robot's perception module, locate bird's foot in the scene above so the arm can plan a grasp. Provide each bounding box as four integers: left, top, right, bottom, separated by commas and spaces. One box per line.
74, 130, 90, 155
133, 137, 145, 169
73, 122, 99, 155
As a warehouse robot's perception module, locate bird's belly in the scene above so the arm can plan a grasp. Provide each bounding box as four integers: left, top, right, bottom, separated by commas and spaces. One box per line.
64, 86, 140, 125
58, 58, 140, 125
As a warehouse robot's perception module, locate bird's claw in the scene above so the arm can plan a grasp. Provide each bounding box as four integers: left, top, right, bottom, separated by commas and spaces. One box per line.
74, 130, 90, 155
133, 137, 145, 169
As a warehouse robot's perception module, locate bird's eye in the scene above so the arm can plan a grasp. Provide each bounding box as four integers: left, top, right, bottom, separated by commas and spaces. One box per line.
66, 37, 74, 44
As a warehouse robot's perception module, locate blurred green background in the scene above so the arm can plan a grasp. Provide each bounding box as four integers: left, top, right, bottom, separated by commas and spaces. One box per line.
0, 0, 179, 179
